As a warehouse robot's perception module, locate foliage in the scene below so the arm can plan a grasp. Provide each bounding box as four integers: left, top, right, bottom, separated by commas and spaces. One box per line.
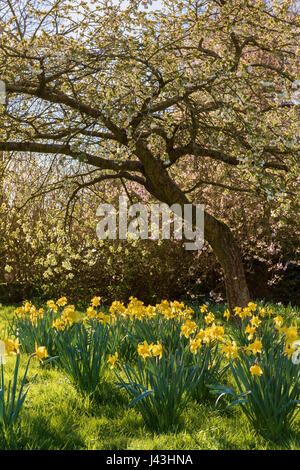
116, 352, 200, 432
9, 302, 60, 357
189, 342, 227, 402
54, 320, 111, 396
132, 317, 187, 355
212, 303, 300, 440
0, 334, 54, 439
0, 354, 34, 433
0, 153, 299, 305
108, 316, 137, 364
212, 340, 299, 440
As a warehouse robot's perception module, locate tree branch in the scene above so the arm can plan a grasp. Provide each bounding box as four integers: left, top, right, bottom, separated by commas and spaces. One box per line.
5, 82, 128, 144
168, 143, 289, 171
0, 141, 143, 173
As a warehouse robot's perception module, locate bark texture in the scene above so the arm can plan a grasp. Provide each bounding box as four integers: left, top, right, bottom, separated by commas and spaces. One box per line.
140, 151, 250, 311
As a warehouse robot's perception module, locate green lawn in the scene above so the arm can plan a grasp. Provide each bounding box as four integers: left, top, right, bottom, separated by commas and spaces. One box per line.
0, 301, 299, 450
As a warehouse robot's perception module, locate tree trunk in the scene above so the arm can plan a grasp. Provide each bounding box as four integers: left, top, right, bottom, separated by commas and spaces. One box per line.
203, 212, 250, 311
137, 146, 250, 311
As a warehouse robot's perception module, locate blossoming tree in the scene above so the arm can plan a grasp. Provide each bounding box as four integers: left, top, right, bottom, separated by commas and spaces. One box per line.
0, 0, 298, 310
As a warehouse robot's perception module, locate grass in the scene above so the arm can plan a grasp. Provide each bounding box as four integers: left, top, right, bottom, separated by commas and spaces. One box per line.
0, 300, 299, 450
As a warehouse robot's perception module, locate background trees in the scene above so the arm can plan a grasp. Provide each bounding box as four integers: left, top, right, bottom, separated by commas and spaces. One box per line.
0, 150, 298, 306
0, 0, 298, 308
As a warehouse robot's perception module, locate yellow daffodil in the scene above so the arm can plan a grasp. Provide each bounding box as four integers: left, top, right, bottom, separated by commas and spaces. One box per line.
221, 340, 239, 359
170, 300, 186, 318
245, 324, 256, 341
57, 297, 68, 307
61, 305, 80, 325
209, 323, 225, 341
34, 343, 48, 362
223, 309, 230, 321
151, 342, 163, 359
233, 306, 242, 317
14, 306, 26, 318
195, 329, 207, 342
258, 307, 267, 318
266, 307, 273, 317
38, 308, 44, 317
3, 338, 20, 355
107, 352, 118, 369
96, 312, 110, 324
250, 364, 263, 376
234, 306, 249, 319
247, 302, 257, 312
109, 301, 126, 316
91, 296, 101, 307
274, 315, 284, 329
284, 344, 296, 359
52, 318, 67, 331
250, 316, 261, 328
24, 301, 32, 313
137, 341, 152, 360
189, 338, 202, 355
46, 300, 58, 312
283, 325, 298, 346
181, 320, 197, 338
145, 305, 156, 319
179, 307, 194, 320
245, 339, 263, 355
204, 312, 215, 325
86, 306, 97, 318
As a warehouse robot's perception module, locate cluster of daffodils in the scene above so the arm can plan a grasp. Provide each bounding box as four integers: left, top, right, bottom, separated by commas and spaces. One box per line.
52, 303, 82, 330
224, 302, 299, 376
221, 302, 274, 323
47, 297, 109, 331
109, 297, 194, 322
83, 296, 111, 324
12, 298, 299, 379
187, 323, 226, 355
155, 300, 194, 321
176, 304, 225, 355
15, 297, 196, 332
274, 318, 299, 359
14, 301, 45, 326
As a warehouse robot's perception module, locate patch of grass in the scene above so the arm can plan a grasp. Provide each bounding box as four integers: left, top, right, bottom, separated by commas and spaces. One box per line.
0, 303, 18, 335
0, 300, 299, 450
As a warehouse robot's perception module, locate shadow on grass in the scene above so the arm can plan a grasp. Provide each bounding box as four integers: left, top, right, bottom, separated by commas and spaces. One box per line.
19, 410, 86, 450
78, 380, 129, 419
256, 426, 300, 449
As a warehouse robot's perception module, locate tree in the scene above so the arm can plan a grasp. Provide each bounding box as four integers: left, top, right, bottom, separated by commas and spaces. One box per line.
0, 0, 298, 310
